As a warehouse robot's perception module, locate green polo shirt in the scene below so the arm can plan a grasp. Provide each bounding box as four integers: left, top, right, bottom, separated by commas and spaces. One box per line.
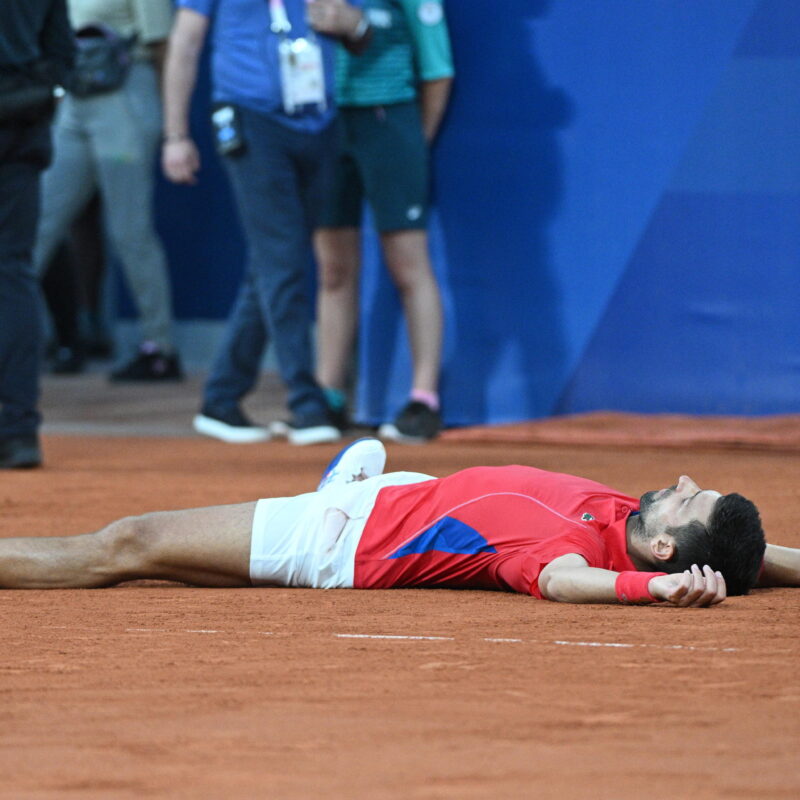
336, 0, 454, 107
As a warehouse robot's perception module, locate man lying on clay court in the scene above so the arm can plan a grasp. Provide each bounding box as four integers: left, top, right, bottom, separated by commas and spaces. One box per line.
2, 439, 799, 604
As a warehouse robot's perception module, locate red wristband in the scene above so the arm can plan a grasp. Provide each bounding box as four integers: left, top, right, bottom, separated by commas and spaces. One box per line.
615, 571, 667, 604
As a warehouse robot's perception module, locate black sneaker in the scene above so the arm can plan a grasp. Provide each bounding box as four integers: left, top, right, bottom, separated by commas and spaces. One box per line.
110, 344, 183, 382
379, 401, 442, 443
193, 407, 269, 443
327, 404, 351, 433
269, 411, 341, 446
273, 405, 350, 437
0, 434, 42, 469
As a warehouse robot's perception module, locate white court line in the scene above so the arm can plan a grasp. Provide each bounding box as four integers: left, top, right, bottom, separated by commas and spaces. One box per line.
554, 640, 635, 648
552, 639, 738, 653
52, 626, 739, 653
484, 638, 524, 643
335, 633, 455, 641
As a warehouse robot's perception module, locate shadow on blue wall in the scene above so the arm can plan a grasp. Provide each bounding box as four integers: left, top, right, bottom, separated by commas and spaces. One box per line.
357, 0, 574, 425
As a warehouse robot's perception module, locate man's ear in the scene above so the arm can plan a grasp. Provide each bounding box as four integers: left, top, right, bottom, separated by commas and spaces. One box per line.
650, 533, 676, 562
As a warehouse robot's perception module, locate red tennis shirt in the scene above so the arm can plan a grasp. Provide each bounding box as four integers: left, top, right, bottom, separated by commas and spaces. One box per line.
354, 466, 640, 597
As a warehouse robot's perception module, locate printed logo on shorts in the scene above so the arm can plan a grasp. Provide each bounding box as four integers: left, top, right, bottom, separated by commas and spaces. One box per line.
406, 205, 423, 221
581, 512, 595, 521
418, 1, 443, 26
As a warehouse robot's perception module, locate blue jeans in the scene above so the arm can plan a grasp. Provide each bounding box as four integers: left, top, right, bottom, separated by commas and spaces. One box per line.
204, 109, 335, 422
0, 121, 50, 439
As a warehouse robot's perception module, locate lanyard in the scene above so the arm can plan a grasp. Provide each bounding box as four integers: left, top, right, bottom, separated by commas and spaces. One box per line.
269, 0, 292, 34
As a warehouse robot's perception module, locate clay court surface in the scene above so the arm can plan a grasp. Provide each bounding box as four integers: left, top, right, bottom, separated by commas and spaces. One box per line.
2, 376, 799, 799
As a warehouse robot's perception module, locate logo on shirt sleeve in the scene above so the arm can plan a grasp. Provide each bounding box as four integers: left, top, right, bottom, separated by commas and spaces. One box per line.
418, 1, 444, 26
389, 516, 497, 559
581, 512, 595, 521
366, 8, 392, 28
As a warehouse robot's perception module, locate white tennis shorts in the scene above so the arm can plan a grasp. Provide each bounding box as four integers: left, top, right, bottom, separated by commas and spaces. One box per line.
249, 471, 434, 589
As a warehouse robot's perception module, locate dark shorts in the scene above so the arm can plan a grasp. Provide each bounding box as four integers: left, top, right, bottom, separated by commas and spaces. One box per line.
318, 101, 429, 232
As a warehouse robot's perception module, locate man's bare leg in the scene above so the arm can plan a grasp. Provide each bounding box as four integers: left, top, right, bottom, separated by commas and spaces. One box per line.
0, 502, 255, 589
380, 229, 442, 393
314, 227, 361, 392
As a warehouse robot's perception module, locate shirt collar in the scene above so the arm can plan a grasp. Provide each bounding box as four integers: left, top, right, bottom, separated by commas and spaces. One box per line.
600, 500, 638, 572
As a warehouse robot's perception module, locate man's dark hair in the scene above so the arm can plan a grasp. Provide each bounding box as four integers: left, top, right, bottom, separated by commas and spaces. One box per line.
664, 493, 766, 595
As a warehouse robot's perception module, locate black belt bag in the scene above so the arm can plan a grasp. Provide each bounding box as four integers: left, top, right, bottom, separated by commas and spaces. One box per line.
66, 24, 137, 98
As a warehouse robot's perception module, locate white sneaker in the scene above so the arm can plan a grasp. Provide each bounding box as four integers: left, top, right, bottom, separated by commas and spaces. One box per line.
269, 417, 341, 446
193, 412, 269, 444
268, 419, 289, 438
288, 423, 341, 446
317, 437, 387, 491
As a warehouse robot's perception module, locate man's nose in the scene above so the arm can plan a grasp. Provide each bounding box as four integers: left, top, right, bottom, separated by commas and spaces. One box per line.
676, 475, 700, 494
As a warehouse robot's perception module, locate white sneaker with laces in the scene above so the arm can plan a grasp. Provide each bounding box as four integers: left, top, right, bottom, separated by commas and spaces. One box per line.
317, 437, 387, 491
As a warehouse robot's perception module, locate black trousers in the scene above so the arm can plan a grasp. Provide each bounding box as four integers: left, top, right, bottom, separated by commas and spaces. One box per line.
0, 120, 51, 438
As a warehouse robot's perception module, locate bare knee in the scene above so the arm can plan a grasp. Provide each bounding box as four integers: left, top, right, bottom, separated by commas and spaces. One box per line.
318, 256, 358, 293
315, 229, 360, 292
381, 232, 436, 296
96, 513, 161, 582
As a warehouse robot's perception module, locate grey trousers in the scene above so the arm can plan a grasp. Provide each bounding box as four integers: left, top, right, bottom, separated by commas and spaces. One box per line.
33, 61, 174, 350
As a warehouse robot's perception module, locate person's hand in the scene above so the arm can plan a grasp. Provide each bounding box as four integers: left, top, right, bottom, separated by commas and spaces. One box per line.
162, 138, 200, 185
307, 0, 363, 38
648, 564, 727, 607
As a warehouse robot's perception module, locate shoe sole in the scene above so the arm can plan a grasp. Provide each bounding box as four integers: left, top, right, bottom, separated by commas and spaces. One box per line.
269, 420, 290, 438
317, 437, 386, 490
193, 414, 270, 444
1, 457, 41, 469
0, 446, 42, 469
287, 425, 341, 446
378, 423, 435, 444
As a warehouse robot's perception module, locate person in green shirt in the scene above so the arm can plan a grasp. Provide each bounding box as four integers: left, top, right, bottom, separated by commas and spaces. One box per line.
310, 0, 454, 442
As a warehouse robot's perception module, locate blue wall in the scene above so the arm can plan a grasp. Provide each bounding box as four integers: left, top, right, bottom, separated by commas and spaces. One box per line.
155, 0, 800, 424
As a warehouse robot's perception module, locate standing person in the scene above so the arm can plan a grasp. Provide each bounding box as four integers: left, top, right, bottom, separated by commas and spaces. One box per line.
310, 0, 454, 442
0, 0, 74, 469
162, 0, 370, 446
41, 192, 109, 374
33, 0, 184, 383
1, 438, 794, 608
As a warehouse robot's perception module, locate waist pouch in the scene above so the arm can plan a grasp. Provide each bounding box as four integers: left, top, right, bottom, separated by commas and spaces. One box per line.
66, 24, 137, 98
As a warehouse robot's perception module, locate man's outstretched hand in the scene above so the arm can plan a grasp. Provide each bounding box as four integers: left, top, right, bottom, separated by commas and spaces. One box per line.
649, 564, 727, 607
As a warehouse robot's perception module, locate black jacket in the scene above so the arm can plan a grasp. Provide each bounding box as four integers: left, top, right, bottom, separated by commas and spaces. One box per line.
0, 0, 74, 84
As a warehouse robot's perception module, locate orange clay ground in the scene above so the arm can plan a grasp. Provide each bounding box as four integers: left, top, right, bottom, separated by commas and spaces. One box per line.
1, 434, 799, 799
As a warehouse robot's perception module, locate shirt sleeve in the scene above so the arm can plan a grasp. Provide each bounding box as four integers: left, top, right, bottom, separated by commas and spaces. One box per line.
131, 0, 174, 43
176, 0, 216, 21
497, 530, 609, 599
400, 0, 454, 82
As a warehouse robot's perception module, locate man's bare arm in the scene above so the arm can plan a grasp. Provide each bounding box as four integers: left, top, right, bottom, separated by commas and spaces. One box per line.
419, 77, 452, 143
757, 544, 800, 587
307, 0, 372, 55
161, 8, 209, 185
539, 554, 726, 607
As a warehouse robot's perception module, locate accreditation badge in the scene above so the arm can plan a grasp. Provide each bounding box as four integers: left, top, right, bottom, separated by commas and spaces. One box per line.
277, 37, 326, 114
